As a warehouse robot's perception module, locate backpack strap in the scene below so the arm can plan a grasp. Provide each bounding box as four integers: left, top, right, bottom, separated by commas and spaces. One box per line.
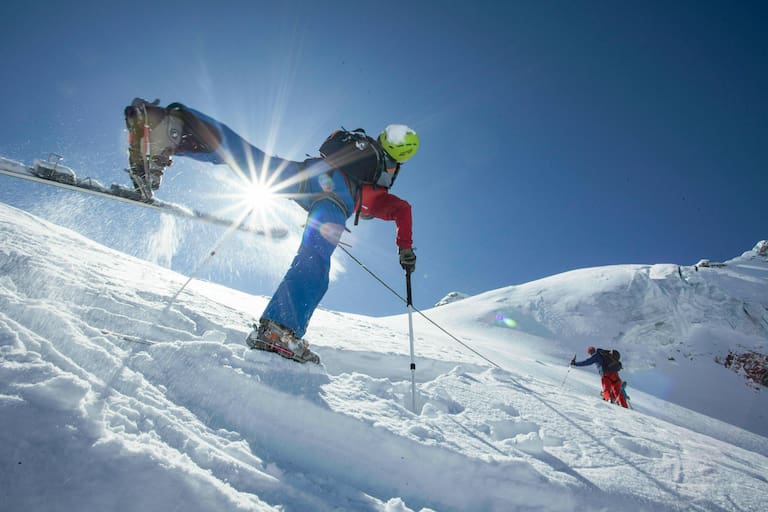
294, 160, 351, 218
349, 129, 383, 226
310, 191, 350, 218
350, 183, 362, 225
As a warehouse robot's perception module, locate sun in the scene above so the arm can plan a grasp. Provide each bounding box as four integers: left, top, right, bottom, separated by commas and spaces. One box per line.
196, 164, 288, 240
210, 159, 283, 218
241, 179, 278, 213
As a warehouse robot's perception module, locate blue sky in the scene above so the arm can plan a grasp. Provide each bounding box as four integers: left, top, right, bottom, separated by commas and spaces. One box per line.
1, 0, 766, 318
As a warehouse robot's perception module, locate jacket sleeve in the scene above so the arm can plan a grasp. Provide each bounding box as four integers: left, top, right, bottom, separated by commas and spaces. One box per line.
573, 353, 600, 367
360, 186, 413, 249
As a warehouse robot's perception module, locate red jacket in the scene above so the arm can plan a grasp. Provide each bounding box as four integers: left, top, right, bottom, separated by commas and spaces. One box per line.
357, 184, 413, 249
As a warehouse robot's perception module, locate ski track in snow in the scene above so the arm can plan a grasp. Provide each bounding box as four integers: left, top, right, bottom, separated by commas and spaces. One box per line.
1, 203, 768, 511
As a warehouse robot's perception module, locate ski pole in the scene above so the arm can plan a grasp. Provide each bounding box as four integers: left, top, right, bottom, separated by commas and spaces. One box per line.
560, 354, 576, 389
137, 102, 154, 201
406, 269, 417, 414
163, 206, 254, 314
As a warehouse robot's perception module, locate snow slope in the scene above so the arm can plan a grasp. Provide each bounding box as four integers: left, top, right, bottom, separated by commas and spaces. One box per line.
1, 202, 767, 511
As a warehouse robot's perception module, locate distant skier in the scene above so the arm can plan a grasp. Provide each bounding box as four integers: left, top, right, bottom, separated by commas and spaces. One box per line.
123, 98, 419, 364
571, 346, 628, 408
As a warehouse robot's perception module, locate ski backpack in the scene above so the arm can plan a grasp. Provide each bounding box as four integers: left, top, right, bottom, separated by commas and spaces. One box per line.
598, 349, 623, 373
320, 128, 400, 224
319, 128, 391, 187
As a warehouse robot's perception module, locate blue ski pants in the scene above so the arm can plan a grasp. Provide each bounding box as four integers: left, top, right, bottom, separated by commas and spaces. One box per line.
178, 107, 354, 338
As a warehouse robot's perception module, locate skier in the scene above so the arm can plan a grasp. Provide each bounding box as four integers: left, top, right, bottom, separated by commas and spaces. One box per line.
124, 98, 419, 364
570, 346, 628, 408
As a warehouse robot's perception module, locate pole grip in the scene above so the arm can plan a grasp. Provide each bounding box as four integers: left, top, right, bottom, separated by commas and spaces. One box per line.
405, 269, 413, 307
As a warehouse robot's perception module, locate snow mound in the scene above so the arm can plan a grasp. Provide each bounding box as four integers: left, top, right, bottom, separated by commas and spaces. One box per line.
434, 291, 469, 307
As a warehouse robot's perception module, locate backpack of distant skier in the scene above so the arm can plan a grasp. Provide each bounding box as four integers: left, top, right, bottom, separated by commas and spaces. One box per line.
319, 128, 391, 187
598, 349, 623, 373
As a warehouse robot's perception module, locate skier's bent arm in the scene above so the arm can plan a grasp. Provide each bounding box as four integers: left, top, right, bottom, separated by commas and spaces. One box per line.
362, 188, 413, 249
573, 353, 599, 367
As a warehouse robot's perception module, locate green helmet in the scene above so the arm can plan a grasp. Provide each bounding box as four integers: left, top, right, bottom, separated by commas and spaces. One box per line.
379, 124, 419, 163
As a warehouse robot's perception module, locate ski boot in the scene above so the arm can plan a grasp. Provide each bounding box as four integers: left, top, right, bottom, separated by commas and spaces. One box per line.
124, 99, 222, 200
124, 98, 184, 200
246, 319, 321, 364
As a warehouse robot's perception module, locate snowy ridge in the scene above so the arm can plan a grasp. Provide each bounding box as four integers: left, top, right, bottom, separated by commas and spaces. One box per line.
434, 291, 469, 307
1, 202, 767, 511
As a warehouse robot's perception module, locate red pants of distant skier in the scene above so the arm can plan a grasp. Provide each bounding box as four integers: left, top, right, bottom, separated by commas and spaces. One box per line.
601, 372, 628, 408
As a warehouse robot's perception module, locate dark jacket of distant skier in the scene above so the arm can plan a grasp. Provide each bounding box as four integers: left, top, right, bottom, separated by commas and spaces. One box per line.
124, 98, 419, 364
572, 347, 628, 408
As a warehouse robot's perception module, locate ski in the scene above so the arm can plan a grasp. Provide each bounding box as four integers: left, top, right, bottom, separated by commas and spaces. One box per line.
0, 154, 288, 238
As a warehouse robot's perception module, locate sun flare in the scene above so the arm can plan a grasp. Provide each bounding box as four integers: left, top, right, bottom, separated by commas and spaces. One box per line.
241, 180, 279, 213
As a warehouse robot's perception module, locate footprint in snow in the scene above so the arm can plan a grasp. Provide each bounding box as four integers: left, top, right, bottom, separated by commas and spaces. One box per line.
419, 391, 465, 416
612, 436, 663, 458
489, 419, 540, 442
487, 418, 546, 454
492, 401, 520, 417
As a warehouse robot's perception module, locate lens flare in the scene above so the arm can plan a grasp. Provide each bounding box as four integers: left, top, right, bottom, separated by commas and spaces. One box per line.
203, 157, 292, 240
495, 313, 518, 328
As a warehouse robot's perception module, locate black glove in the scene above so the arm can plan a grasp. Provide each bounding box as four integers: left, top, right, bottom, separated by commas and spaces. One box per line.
570, 357, 576, 366
399, 247, 416, 272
